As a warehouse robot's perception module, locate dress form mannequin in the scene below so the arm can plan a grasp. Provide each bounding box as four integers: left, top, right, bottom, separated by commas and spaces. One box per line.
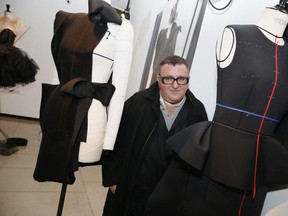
0, 4, 25, 39
49, 0, 134, 163
34, 0, 133, 184
216, 6, 288, 68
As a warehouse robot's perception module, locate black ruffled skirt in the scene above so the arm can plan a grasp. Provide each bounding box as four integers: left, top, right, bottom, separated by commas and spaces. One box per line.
0, 43, 39, 88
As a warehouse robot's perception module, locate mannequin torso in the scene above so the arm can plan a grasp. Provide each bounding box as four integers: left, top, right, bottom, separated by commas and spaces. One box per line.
33, 0, 134, 184
0, 11, 25, 39
50, 0, 134, 163
51, 9, 134, 162
216, 7, 288, 68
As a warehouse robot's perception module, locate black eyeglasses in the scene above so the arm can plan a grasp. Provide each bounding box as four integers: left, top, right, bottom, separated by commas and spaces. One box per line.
159, 75, 189, 85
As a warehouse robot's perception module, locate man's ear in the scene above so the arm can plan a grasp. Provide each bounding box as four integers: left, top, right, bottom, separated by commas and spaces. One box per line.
156, 74, 160, 83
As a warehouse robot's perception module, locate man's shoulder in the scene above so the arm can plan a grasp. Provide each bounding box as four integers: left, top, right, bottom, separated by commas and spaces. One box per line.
129, 82, 159, 100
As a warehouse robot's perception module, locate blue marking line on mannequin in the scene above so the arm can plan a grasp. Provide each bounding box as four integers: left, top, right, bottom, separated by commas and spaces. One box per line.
216, 103, 279, 122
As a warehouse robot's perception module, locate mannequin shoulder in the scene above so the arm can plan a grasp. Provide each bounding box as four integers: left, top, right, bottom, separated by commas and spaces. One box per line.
216, 26, 236, 68
113, 18, 134, 41
55, 10, 71, 19
120, 18, 134, 34
54, 11, 75, 33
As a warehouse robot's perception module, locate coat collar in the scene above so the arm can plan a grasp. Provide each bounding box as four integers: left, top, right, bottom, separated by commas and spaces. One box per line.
145, 82, 160, 101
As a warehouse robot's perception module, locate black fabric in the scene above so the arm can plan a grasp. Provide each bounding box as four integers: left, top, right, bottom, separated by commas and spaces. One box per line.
144, 158, 191, 216
102, 82, 208, 216
60, 77, 115, 107
0, 28, 16, 43
136, 114, 172, 189
34, 84, 92, 184
211, 25, 288, 190
215, 25, 288, 134
129, 104, 191, 216
88, 0, 122, 25
0, 29, 38, 88
145, 158, 267, 216
168, 121, 211, 171
168, 121, 288, 189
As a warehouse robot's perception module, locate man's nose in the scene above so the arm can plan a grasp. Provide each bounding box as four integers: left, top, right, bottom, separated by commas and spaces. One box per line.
172, 79, 179, 88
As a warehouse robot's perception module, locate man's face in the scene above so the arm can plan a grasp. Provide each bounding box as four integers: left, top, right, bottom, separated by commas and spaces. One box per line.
156, 63, 189, 104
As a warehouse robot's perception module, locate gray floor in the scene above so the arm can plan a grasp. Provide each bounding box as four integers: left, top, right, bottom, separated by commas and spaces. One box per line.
0, 115, 107, 216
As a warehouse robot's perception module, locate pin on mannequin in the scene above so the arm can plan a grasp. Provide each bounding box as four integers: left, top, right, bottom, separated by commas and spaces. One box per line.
216, 1, 288, 68
0, 4, 25, 39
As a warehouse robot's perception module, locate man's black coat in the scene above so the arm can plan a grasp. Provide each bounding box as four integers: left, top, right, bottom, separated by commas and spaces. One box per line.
102, 82, 208, 216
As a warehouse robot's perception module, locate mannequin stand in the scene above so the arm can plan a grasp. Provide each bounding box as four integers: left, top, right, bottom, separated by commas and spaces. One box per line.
57, 183, 68, 216
0, 120, 27, 155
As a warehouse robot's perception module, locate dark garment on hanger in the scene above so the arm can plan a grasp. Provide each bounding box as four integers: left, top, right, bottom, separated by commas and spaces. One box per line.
33, 11, 115, 184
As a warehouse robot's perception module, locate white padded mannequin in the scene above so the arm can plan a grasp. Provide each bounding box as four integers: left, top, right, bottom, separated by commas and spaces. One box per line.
79, 14, 134, 162
79, 0, 134, 162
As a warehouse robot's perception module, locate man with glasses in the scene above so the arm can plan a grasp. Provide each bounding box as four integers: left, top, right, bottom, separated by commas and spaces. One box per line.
102, 55, 207, 216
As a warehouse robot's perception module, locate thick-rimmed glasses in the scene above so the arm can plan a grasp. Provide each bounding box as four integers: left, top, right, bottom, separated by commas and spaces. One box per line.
159, 75, 189, 85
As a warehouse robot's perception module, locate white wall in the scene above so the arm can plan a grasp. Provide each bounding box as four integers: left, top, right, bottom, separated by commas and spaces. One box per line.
0, 0, 287, 214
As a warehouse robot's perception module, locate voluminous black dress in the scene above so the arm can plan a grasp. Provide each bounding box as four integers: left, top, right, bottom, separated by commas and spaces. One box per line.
0, 28, 38, 88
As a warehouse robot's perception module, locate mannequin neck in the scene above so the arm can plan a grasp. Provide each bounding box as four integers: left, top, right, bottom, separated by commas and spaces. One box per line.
4, 11, 13, 19
257, 7, 288, 44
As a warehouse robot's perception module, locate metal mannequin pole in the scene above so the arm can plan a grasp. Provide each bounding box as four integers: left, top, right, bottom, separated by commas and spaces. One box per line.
56, 183, 68, 216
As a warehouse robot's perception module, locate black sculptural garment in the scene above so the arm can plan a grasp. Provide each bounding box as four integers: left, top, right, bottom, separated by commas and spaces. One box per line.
205, 25, 288, 189
33, 3, 121, 184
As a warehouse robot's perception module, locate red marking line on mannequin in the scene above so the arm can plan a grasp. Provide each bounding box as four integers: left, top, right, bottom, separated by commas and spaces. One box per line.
238, 38, 279, 216
253, 39, 279, 199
